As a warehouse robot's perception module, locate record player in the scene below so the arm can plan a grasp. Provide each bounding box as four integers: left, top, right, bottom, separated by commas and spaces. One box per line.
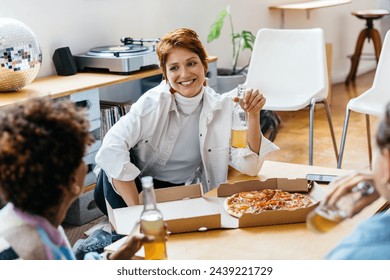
74, 37, 160, 74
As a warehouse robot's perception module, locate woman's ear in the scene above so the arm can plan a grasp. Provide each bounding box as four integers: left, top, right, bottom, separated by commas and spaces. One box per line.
381, 149, 390, 187
72, 161, 87, 191
70, 182, 82, 196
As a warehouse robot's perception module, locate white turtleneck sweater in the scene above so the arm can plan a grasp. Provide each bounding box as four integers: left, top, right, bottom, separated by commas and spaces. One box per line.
153, 89, 204, 184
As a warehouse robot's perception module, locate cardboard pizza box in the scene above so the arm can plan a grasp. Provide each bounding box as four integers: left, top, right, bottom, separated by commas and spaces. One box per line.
215, 178, 325, 228
107, 178, 326, 235
107, 183, 221, 235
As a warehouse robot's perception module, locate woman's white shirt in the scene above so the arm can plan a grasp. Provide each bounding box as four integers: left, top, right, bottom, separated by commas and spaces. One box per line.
154, 90, 203, 184
95, 81, 279, 192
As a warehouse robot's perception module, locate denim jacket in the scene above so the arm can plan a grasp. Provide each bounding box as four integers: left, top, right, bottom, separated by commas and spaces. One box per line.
326, 212, 390, 260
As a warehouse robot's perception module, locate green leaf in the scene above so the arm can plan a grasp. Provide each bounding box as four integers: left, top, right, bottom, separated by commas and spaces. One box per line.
232, 33, 241, 41
241, 30, 255, 51
207, 8, 228, 43
207, 7, 255, 74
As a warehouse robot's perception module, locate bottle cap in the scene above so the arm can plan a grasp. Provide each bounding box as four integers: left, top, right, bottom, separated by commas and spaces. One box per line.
141, 176, 154, 188
353, 181, 375, 195
237, 84, 246, 97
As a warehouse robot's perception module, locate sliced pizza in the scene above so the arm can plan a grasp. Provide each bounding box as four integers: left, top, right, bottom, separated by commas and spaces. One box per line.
224, 189, 313, 218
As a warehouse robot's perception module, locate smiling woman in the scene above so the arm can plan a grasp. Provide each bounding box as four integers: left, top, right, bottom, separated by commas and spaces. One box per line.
93, 27, 279, 225
157, 28, 209, 98
164, 47, 206, 98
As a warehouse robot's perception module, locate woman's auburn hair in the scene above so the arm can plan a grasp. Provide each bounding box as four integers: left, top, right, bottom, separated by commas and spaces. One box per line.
156, 27, 208, 80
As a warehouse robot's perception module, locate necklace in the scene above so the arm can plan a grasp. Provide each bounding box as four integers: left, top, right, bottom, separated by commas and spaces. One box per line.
176, 96, 203, 117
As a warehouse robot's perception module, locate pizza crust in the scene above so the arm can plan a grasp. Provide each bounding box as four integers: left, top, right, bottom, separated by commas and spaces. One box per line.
224, 195, 242, 218
224, 189, 313, 218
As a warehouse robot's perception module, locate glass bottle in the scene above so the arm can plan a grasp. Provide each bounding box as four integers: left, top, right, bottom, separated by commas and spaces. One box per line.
306, 181, 375, 234
140, 176, 167, 260
231, 84, 248, 148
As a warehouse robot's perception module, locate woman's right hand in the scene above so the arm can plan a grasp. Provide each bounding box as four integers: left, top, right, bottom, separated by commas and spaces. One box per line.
109, 233, 154, 260
108, 221, 168, 260
323, 171, 380, 216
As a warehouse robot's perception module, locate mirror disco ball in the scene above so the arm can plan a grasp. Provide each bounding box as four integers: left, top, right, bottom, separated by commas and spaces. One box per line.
0, 18, 42, 92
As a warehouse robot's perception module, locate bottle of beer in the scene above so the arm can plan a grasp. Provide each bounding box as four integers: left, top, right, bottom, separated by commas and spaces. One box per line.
231, 84, 248, 148
306, 181, 375, 234
140, 176, 167, 260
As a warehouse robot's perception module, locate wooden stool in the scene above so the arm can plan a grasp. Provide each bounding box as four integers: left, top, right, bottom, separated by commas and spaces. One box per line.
345, 9, 389, 85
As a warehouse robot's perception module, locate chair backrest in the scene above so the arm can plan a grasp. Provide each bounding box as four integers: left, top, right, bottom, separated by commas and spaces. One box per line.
371, 30, 390, 92
245, 28, 328, 100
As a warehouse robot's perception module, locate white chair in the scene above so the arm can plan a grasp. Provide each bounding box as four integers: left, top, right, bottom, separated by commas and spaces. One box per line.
244, 28, 338, 165
337, 30, 390, 169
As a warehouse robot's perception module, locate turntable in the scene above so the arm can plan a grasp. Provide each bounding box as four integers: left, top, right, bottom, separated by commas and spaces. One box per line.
74, 37, 160, 74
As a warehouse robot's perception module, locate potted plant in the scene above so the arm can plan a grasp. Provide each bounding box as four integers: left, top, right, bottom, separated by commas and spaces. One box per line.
207, 5, 255, 93
207, 8, 281, 141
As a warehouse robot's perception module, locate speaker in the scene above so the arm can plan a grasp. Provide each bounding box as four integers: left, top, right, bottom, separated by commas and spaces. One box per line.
52, 47, 77, 76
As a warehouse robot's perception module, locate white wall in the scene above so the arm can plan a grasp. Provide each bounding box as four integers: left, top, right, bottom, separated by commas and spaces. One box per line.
1, 0, 387, 84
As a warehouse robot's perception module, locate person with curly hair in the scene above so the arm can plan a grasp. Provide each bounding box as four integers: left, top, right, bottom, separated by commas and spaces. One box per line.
0, 98, 150, 260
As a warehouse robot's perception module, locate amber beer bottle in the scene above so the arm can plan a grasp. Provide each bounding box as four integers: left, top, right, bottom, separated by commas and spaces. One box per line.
306, 181, 375, 233
140, 176, 167, 260
231, 84, 248, 148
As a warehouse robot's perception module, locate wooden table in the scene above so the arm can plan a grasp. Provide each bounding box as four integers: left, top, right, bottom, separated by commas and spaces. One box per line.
107, 160, 387, 259
269, 0, 352, 28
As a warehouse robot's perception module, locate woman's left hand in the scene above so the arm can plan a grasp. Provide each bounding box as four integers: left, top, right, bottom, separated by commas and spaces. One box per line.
108, 232, 152, 260
242, 88, 266, 116
323, 171, 380, 217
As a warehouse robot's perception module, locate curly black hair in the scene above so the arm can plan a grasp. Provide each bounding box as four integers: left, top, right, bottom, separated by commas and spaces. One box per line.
0, 97, 94, 216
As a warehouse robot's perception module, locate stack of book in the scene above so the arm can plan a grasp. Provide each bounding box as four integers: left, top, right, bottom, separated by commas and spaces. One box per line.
100, 100, 132, 139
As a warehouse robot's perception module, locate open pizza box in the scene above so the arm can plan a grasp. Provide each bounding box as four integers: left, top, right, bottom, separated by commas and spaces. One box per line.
107, 183, 222, 235
215, 178, 325, 228
107, 178, 326, 235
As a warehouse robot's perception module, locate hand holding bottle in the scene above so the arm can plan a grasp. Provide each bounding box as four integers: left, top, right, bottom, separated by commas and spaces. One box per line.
231, 85, 266, 151
233, 86, 266, 114
109, 232, 153, 260
241, 87, 266, 116
323, 172, 379, 217
306, 172, 380, 233
231, 85, 248, 148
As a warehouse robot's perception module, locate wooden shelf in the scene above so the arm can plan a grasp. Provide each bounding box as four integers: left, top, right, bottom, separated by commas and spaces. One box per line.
0, 56, 217, 109
269, 0, 352, 28
269, 0, 351, 11
0, 68, 160, 109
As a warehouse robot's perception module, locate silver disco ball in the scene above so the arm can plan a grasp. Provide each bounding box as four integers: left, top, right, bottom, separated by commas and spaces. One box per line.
0, 18, 42, 92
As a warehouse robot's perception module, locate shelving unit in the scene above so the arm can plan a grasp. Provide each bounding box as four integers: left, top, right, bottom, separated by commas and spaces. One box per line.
0, 68, 161, 108
269, 0, 352, 28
